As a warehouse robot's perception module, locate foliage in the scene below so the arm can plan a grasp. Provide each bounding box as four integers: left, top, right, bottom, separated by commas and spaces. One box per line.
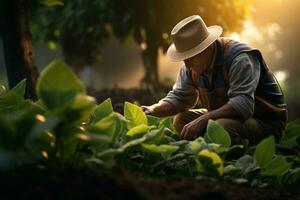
30, 0, 254, 87
0, 60, 300, 192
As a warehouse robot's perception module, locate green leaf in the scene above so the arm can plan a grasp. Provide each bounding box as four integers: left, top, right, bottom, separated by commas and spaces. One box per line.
0, 92, 44, 150
87, 112, 127, 147
65, 94, 96, 123
0, 83, 6, 96
142, 144, 179, 159
145, 127, 164, 144
254, 135, 275, 168
261, 155, 292, 176
91, 98, 113, 123
126, 124, 150, 137
186, 137, 206, 154
11, 79, 26, 98
204, 120, 231, 148
147, 115, 160, 126
159, 117, 173, 128
88, 114, 116, 139
195, 155, 221, 178
40, 0, 64, 7
124, 101, 147, 129
281, 119, 300, 148
37, 60, 85, 110
283, 119, 300, 140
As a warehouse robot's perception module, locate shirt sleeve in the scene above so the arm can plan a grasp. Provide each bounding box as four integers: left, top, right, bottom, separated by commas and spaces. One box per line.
227, 52, 260, 120
160, 64, 198, 112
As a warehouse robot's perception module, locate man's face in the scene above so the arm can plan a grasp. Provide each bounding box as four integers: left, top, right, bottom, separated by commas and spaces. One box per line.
184, 44, 214, 74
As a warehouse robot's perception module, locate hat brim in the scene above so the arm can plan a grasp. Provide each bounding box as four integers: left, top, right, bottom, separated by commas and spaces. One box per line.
167, 25, 223, 62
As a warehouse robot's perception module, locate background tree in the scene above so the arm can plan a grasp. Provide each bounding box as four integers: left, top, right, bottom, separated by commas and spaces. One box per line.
31, 0, 253, 91
0, 0, 39, 100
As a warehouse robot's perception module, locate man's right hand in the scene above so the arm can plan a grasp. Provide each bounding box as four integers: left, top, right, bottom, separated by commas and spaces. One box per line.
141, 105, 155, 115
141, 104, 155, 115
140, 101, 178, 117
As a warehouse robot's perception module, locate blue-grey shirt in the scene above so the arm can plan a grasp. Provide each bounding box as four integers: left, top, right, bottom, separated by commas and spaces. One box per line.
161, 52, 261, 120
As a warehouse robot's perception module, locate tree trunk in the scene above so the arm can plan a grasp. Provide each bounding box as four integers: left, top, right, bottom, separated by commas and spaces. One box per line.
141, 49, 160, 92
0, 0, 38, 100
60, 34, 81, 75
140, 32, 161, 93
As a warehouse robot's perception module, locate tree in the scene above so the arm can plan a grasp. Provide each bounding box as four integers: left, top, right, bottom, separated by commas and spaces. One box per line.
0, 0, 39, 100
31, 0, 253, 91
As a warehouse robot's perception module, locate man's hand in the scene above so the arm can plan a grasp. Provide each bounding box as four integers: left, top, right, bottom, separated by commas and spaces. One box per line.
141, 105, 156, 115
181, 114, 210, 140
140, 101, 178, 117
181, 104, 241, 140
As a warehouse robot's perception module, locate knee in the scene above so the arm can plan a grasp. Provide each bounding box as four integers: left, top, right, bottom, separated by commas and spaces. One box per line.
173, 110, 203, 133
215, 118, 238, 132
173, 113, 186, 133
215, 118, 243, 145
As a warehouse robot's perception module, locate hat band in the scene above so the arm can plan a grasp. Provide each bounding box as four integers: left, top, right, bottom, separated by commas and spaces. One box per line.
173, 30, 209, 52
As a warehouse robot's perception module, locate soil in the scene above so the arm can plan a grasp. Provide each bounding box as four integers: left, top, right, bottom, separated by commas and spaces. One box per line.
1, 167, 299, 200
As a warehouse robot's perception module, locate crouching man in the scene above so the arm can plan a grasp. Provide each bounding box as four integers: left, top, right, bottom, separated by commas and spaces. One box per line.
141, 15, 287, 146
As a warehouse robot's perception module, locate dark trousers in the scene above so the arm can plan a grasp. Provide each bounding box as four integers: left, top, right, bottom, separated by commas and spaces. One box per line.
173, 109, 275, 146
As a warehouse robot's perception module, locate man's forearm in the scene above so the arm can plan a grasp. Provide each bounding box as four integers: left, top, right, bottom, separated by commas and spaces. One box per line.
145, 101, 178, 117
204, 103, 242, 121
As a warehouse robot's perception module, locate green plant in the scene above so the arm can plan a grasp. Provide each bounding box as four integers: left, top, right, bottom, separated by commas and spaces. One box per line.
0, 59, 299, 193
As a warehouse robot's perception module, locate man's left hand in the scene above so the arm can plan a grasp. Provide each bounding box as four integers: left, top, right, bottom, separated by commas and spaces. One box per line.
181, 114, 210, 140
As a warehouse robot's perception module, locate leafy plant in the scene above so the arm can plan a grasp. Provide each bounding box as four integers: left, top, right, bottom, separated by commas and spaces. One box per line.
0, 59, 299, 193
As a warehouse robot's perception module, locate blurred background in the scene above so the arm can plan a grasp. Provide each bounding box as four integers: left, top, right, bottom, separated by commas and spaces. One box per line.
0, 0, 299, 119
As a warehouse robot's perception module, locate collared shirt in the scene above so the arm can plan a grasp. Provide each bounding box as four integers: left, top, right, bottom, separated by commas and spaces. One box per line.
161, 51, 261, 120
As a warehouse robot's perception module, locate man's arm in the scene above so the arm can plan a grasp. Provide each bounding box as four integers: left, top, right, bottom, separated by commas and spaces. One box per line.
181, 53, 261, 140
141, 101, 178, 117
181, 103, 240, 140
141, 64, 198, 117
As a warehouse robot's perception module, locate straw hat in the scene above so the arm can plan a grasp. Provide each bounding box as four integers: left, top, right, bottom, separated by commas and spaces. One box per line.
167, 15, 222, 61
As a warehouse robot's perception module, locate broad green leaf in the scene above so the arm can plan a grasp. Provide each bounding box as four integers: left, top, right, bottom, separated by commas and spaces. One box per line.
187, 137, 206, 154
281, 137, 300, 148
224, 164, 240, 175
254, 135, 275, 168
261, 155, 292, 176
37, 60, 85, 110
159, 117, 173, 129
60, 137, 78, 161
281, 119, 300, 148
124, 101, 147, 129
79, 132, 113, 153
126, 124, 150, 137
91, 98, 113, 123
147, 115, 160, 126
0, 93, 44, 150
145, 127, 164, 144
65, 94, 96, 123
90, 149, 120, 168
198, 149, 224, 176
87, 112, 127, 147
195, 156, 221, 178
0, 84, 6, 96
283, 118, 300, 140
40, 0, 64, 7
235, 155, 253, 169
112, 113, 127, 144
88, 114, 116, 139
142, 144, 179, 159
204, 120, 231, 148
11, 79, 26, 98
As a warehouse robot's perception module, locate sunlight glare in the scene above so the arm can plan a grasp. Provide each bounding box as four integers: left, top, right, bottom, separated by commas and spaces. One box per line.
274, 70, 288, 82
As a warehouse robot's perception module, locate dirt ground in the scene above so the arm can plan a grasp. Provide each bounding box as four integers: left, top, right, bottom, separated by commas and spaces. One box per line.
1, 168, 299, 200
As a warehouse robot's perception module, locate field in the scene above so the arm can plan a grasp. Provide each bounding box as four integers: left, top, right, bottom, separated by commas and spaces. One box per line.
1, 60, 300, 199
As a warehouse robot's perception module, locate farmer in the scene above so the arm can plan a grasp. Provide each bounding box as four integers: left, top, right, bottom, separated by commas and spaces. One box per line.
141, 15, 287, 146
